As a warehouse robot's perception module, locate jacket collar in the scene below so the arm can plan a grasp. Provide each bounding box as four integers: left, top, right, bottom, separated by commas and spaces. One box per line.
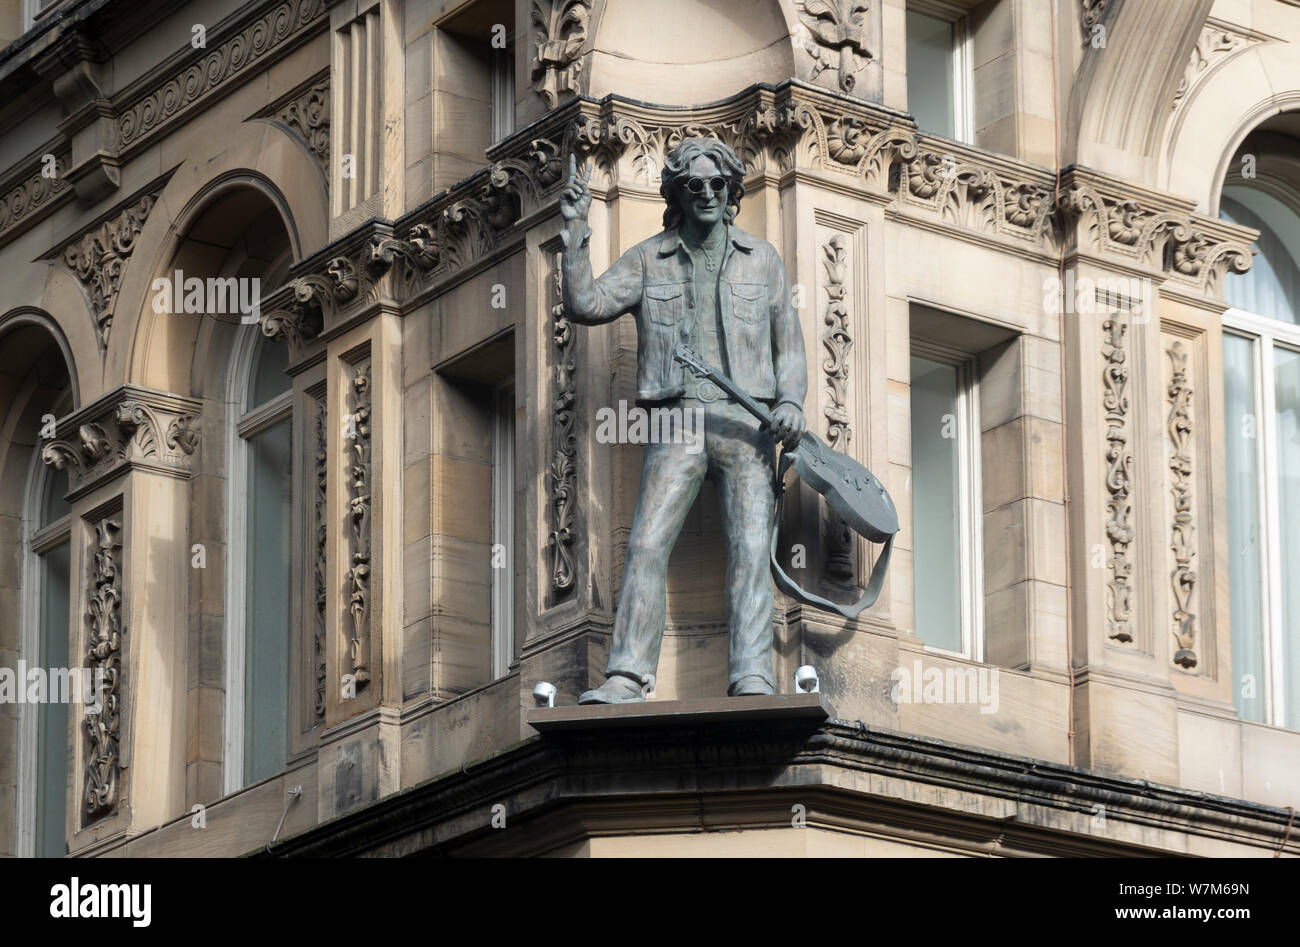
657, 225, 755, 258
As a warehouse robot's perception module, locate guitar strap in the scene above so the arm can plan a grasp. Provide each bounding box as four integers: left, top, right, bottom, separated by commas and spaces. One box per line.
768, 448, 894, 620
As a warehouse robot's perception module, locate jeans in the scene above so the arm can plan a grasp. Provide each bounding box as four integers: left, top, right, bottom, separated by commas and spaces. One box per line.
606, 398, 776, 692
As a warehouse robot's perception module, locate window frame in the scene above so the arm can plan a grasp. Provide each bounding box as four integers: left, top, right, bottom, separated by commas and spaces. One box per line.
1223, 306, 1300, 728
16, 418, 73, 858
223, 327, 294, 794
910, 339, 985, 662
906, 0, 975, 145
490, 380, 516, 679
1219, 163, 1300, 729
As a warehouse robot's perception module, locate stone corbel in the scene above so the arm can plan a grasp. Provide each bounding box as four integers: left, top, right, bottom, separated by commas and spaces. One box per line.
32, 30, 121, 202
40, 387, 202, 498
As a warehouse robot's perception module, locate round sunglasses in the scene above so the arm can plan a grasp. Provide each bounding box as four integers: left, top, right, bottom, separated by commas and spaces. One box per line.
685, 175, 728, 195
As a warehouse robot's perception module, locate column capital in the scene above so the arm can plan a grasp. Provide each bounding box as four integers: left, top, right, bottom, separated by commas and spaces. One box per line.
41, 385, 203, 500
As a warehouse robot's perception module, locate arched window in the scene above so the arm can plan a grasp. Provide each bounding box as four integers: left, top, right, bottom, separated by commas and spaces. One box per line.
225, 330, 293, 790
1220, 147, 1300, 730
19, 419, 72, 856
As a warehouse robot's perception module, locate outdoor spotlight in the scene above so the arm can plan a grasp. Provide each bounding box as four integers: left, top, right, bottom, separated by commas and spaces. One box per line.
795, 665, 820, 694
533, 681, 557, 708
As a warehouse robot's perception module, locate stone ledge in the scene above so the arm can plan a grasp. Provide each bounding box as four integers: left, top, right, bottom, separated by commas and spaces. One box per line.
526, 693, 834, 732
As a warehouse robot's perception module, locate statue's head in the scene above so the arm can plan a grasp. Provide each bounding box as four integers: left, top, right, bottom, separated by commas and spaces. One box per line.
660, 137, 745, 231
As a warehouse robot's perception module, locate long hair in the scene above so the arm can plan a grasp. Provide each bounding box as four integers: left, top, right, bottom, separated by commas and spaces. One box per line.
659, 138, 745, 231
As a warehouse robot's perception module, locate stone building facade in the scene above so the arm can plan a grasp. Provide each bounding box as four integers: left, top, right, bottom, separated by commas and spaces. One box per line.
0, 0, 1296, 857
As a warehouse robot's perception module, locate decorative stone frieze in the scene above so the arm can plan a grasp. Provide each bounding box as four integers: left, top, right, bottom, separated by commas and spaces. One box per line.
530, 0, 590, 109
41, 386, 203, 499
548, 251, 577, 599
84, 516, 123, 823
1166, 341, 1197, 669
1102, 319, 1134, 644
1058, 172, 1255, 297
345, 361, 372, 691
262, 83, 1254, 332
313, 392, 328, 720
819, 233, 853, 582
114, 0, 329, 155
0, 152, 73, 248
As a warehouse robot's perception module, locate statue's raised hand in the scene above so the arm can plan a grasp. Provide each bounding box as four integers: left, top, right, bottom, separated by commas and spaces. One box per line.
560, 153, 593, 223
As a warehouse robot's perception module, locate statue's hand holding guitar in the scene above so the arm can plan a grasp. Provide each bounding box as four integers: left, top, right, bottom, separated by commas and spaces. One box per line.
767, 402, 805, 450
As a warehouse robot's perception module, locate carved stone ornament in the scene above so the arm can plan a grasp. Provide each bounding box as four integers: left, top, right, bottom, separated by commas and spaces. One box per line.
1080, 0, 1108, 45
84, 517, 123, 822
1171, 22, 1258, 112
41, 387, 202, 498
820, 233, 854, 582
548, 252, 577, 598
60, 191, 160, 353
313, 394, 328, 719
345, 362, 372, 691
1102, 319, 1134, 643
530, 0, 590, 109
259, 224, 397, 355
256, 73, 330, 178
798, 0, 871, 93
1167, 341, 1197, 669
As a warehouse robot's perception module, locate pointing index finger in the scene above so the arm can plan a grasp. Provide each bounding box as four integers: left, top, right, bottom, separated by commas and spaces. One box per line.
568, 152, 577, 183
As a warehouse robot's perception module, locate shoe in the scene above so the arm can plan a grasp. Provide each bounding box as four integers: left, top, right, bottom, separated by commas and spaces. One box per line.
578, 674, 648, 704
728, 675, 774, 697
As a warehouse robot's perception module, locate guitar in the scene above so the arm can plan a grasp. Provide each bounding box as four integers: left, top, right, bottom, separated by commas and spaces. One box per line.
673, 343, 898, 618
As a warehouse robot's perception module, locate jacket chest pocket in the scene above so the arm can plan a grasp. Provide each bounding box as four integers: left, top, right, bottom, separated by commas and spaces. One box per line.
728, 283, 767, 325
644, 283, 685, 326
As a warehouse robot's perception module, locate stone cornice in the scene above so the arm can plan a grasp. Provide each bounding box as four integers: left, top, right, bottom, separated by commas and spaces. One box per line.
41, 384, 203, 499
265, 80, 1256, 323
256, 716, 1298, 857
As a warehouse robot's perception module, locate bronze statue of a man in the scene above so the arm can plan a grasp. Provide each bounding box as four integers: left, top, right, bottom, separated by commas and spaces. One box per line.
560, 138, 807, 703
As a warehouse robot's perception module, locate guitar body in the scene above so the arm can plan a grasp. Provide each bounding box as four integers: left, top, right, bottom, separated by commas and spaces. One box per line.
785, 431, 898, 544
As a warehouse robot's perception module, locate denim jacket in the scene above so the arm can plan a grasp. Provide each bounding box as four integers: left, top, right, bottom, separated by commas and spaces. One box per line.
561, 223, 808, 408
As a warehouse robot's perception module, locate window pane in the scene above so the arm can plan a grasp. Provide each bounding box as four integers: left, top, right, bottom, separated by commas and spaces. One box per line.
906, 11, 955, 140
911, 355, 962, 652
248, 337, 290, 409
40, 464, 70, 527
36, 541, 70, 857
1224, 334, 1265, 722
491, 42, 515, 144
1275, 346, 1300, 729
1220, 188, 1300, 325
244, 418, 292, 785
491, 382, 515, 678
